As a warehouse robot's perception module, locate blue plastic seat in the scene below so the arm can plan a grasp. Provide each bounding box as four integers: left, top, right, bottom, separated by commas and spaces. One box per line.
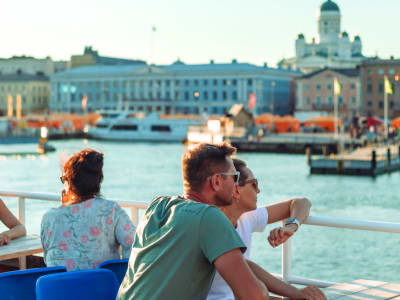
97, 258, 128, 284
0, 266, 66, 300
36, 269, 119, 300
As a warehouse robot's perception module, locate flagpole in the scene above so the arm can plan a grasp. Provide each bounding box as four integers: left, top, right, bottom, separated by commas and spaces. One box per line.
334, 78, 338, 140
384, 75, 388, 140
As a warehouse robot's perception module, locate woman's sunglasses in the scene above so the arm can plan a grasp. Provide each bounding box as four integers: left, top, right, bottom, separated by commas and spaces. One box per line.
239, 178, 258, 190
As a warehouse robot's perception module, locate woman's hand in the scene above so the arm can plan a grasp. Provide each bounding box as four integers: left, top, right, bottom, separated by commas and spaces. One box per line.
0, 232, 11, 246
267, 224, 297, 247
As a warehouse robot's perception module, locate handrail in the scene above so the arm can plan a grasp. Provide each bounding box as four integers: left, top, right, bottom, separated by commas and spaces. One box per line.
1, 190, 399, 288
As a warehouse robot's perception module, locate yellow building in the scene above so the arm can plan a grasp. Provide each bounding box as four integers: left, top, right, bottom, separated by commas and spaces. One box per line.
0, 73, 50, 116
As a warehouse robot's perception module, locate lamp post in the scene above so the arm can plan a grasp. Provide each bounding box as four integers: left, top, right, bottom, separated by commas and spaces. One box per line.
270, 81, 276, 114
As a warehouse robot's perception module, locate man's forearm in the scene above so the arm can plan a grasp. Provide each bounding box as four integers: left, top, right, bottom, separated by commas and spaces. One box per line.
247, 260, 302, 299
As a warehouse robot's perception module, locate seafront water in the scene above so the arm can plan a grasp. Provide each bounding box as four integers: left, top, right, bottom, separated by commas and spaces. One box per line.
0, 139, 399, 284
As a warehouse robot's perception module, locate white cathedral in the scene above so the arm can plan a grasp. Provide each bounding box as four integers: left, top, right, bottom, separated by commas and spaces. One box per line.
279, 0, 364, 73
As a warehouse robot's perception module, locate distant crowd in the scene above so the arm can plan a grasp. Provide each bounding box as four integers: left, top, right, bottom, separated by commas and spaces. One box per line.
0, 143, 327, 300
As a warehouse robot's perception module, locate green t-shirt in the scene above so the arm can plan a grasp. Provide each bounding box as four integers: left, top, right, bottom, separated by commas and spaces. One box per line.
117, 196, 246, 300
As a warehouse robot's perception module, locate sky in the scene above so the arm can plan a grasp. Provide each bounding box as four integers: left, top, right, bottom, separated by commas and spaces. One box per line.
2, 0, 399, 67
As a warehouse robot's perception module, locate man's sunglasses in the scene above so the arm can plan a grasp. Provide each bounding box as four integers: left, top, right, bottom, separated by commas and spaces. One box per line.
219, 171, 240, 184
239, 178, 258, 190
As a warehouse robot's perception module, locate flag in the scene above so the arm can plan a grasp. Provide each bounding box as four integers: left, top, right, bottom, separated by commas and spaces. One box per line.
385, 78, 393, 94
334, 78, 341, 95
81, 94, 88, 110
248, 93, 256, 109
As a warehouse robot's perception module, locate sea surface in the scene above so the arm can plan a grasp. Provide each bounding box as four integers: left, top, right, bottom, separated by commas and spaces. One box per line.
0, 139, 399, 284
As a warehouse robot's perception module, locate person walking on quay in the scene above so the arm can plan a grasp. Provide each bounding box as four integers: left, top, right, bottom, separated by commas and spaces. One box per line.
117, 142, 268, 300
207, 158, 326, 300
0, 198, 26, 245
40, 148, 135, 271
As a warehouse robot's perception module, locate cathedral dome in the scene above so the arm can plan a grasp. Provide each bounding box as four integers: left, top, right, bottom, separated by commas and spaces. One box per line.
320, 0, 340, 12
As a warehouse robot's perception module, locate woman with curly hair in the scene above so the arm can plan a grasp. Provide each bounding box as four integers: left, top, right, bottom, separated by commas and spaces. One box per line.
41, 148, 135, 271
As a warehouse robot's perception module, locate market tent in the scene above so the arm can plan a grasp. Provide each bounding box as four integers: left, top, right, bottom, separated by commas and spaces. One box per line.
255, 114, 300, 133
304, 115, 341, 132
391, 116, 400, 129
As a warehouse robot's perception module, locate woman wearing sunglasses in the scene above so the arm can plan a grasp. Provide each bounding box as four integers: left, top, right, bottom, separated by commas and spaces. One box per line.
40, 148, 135, 271
207, 158, 326, 300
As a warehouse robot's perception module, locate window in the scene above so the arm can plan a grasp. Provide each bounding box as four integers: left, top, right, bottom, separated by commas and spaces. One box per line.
351, 96, 356, 104
113, 81, 119, 88
149, 81, 153, 87
304, 84, 310, 91
184, 91, 189, 100
327, 96, 332, 105
175, 80, 180, 86
204, 91, 208, 100
247, 79, 253, 86
327, 84, 332, 90
96, 93, 100, 101
223, 79, 227, 86
112, 124, 138, 131
151, 125, 171, 132
378, 69, 384, 75
389, 68, 395, 75
316, 96, 321, 107
175, 92, 180, 101
203, 80, 208, 86
166, 91, 170, 99
367, 100, 372, 106
166, 80, 170, 87
338, 96, 343, 104
213, 91, 218, 100
316, 84, 321, 91
88, 82, 93, 88
378, 82, 384, 93
213, 79, 218, 86
222, 91, 227, 100
367, 69, 373, 76
367, 82, 373, 93
185, 80, 189, 86
232, 79, 237, 86
305, 97, 309, 105
379, 101, 383, 109
194, 80, 199, 86
390, 101, 394, 109
232, 91, 237, 100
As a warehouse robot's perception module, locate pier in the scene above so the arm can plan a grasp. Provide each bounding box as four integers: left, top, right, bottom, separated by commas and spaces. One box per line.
231, 133, 365, 154
309, 144, 400, 176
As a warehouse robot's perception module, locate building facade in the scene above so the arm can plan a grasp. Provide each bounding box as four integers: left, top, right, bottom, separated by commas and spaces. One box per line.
0, 56, 68, 76
70, 46, 146, 69
360, 59, 400, 118
296, 68, 360, 116
0, 74, 50, 116
279, 0, 364, 73
50, 60, 300, 116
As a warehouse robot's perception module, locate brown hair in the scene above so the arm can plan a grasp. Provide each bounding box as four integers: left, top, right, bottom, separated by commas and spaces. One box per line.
182, 142, 236, 192
233, 158, 248, 186
62, 148, 104, 204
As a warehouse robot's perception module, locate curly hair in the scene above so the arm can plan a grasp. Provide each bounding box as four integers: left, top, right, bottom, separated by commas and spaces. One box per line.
62, 148, 104, 202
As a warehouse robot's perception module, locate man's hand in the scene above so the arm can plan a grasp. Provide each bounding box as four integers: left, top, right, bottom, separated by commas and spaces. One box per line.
267, 224, 297, 247
0, 232, 11, 246
298, 286, 327, 300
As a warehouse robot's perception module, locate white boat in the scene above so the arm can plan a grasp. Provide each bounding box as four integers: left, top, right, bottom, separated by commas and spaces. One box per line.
88, 111, 206, 142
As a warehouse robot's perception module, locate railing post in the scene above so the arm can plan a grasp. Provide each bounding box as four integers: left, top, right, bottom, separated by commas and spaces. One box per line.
131, 207, 139, 226
18, 197, 26, 225
282, 238, 292, 283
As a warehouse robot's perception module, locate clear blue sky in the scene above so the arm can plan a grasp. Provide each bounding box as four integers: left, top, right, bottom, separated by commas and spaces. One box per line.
2, 0, 399, 66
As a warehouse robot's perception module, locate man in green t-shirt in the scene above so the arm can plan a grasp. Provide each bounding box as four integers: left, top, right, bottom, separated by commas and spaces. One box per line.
117, 143, 268, 300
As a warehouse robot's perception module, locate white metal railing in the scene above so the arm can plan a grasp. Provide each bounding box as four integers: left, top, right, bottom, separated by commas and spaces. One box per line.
1, 190, 400, 288
282, 215, 400, 287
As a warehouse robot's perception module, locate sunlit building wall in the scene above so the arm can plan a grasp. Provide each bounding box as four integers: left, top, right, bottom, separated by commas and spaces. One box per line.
50, 60, 300, 116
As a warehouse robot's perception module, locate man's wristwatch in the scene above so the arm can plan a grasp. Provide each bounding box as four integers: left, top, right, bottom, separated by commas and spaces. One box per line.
285, 218, 300, 231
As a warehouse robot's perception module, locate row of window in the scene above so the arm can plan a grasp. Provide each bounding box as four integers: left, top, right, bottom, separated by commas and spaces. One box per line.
303, 96, 357, 106
366, 81, 396, 94
57, 90, 240, 102
366, 100, 395, 109
0, 85, 48, 92
304, 83, 356, 91
0, 96, 48, 105
58, 79, 254, 90
367, 68, 398, 76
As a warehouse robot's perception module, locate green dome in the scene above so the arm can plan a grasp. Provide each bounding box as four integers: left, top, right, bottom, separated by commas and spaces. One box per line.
354, 35, 361, 41
320, 0, 340, 12
297, 33, 305, 39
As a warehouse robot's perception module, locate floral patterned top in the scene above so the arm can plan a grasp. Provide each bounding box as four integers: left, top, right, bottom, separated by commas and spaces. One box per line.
40, 197, 135, 271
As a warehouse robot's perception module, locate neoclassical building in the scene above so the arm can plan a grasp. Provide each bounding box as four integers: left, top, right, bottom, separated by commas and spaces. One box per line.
279, 0, 364, 73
